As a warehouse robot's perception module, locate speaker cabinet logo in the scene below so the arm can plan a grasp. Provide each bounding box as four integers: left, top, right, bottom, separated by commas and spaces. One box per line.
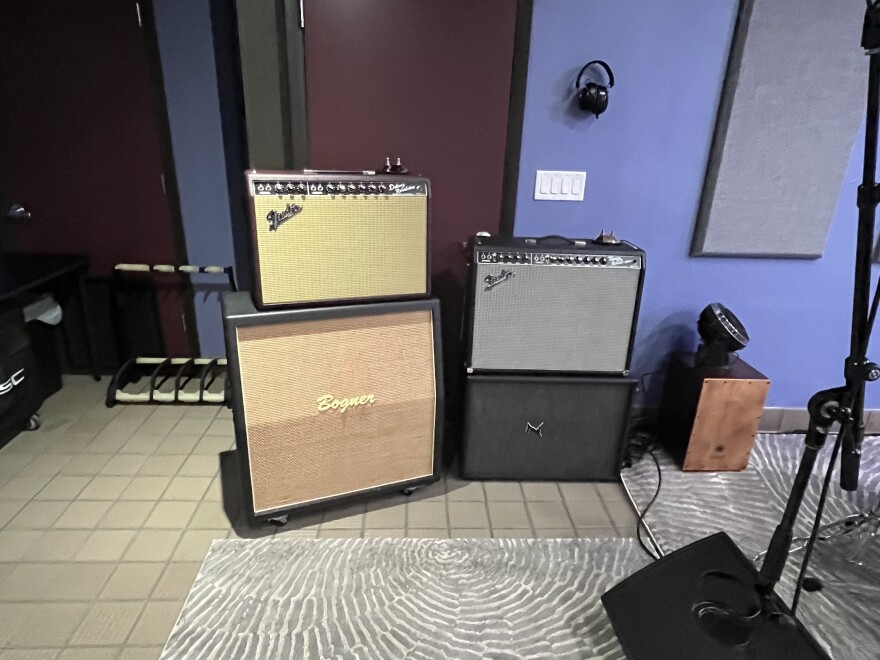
0, 369, 25, 397
317, 394, 376, 413
266, 203, 303, 232
484, 269, 515, 291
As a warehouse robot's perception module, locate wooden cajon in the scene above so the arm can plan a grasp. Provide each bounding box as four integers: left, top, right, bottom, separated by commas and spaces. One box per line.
659, 353, 770, 471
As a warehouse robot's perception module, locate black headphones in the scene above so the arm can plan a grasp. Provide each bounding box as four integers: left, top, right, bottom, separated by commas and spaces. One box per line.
574, 60, 614, 117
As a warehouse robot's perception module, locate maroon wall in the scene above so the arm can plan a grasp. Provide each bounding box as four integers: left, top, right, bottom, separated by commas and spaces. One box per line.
303, 0, 518, 433
0, 1, 190, 356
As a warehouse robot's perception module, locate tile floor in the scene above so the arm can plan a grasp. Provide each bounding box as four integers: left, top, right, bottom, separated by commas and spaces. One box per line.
0, 376, 638, 658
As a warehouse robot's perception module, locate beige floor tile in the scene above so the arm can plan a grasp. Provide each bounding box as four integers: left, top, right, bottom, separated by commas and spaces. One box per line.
0, 476, 53, 500
406, 528, 449, 538
85, 433, 130, 454
59, 453, 111, 476
171, 529, 225, 561
70, 601, 142, 646
446, 481, 485, 501
521, 482, 563, 501
137, 455, 186, 476
33, 475, 91, 500
559, 482, 602, 502
128, 600, 182, 645
363, 529, 406, 538
192, 435, 234, 455
321, 502, 366, 530
407, 501, 447, 529
75, 530, 136, 561
124, 530, 182, 562
405, 478, 446, 503
204, 418, 233, 436
17, 453, 75, 476
7, 500, 69, 529
604, 500, 638, 527
576, 527, 619, 538
144, 501, 197, 529
172, 418, 212, 436
78, 476, 132, 500
448, 502, 489, 528
118, 434, 166, 455
101, 501, 155, 529
153, 562, 201, 600
491, 528, 534, 538
138, 414, 181, 437
119, 476, 172, 501
178, 454, 219, 477
202, 477, 223, 502
527, 501, 574, 529
484, 482, 524, 501
595, 482, 628, 501
55, 501, 112, 529
46, 563, 115, 601
2, 602, 89, 647
450, 528, 491, 538
364, 504, 406, 529
272, 527, 318, 538
216, 407, 233, 419
189, 500, 235, 529
0, 563, 62, 600
533, 528, 578, 538
0, 531, 43, 561
1, 649, 62, 659
616, 526, 638, 538
58, 648, 120, 659
99, 454, 148, 476
118, 647, 162, 660
181, 406, 218, 420
30, 530, 91, 561
487, 501, 531, 529
100, 563, 164, 600
163, 477, 211, 501
567, 501, 613, 528
0, 455, 35, 475
317, 528, 362, 538
0, 501, 26, 527
154, 434, 201, 455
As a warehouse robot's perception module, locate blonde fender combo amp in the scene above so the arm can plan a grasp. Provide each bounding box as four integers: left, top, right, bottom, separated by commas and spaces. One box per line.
246, 169, 430, 308
221, 292, 443, 522
464, 235, 645, 374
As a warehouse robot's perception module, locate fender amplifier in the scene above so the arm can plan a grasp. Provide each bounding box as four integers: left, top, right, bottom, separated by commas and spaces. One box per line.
222, 292, 443, 521
246, 170, 430, 308
462, 374, 635, 481
465, 235, 645, 374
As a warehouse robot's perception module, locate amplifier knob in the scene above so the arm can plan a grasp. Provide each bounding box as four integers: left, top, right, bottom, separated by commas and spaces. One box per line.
358, 183, 367, 193
347, 184, 357, 193
379, 183, 388, 193
297, 183, 307, 193
549, 256, 557, 263
274, 183, 284, 193
286, 183, 295, 193
368, 184, 378, 193
600, 257, 608, 265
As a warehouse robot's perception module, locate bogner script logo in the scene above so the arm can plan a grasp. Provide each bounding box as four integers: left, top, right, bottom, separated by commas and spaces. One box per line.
0, 369, 25, 397
484, 269, 515, 291
317, 394, 376, 413
266, 203, 303, 232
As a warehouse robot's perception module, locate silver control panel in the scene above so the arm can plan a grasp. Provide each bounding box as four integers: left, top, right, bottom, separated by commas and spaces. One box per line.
252, 180, 427, 196
477, 251, 641, 269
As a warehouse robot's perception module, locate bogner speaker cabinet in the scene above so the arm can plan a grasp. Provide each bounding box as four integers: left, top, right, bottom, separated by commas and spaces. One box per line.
246, 170, 430, 308
221, 292, 444, 522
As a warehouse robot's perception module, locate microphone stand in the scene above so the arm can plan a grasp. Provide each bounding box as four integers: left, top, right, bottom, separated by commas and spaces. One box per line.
757, 0, 880, 605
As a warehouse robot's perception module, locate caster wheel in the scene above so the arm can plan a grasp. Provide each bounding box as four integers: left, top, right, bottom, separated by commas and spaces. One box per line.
402, 487, 419, 497
24, 414, 40, 432
267, 515, 289, 527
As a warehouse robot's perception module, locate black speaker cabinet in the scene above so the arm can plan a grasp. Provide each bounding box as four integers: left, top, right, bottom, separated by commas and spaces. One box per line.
602, 532, 830, 659
462, 374, 635, 481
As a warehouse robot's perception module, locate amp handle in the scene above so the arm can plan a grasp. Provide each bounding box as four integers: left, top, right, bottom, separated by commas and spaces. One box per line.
301, 169, 377, 176
525, 235, 588, 247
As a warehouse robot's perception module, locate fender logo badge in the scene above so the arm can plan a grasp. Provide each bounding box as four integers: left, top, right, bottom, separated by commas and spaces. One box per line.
267, 203, 303, 231
484, 269, 515, 291
317, 394, 376, 413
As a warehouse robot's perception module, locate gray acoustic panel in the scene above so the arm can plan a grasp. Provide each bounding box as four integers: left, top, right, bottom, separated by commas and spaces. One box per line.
693, 0, 866, 258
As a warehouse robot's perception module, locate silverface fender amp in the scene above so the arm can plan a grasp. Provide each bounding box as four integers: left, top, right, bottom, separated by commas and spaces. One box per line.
246, 170, 430, 308
221, 292, 443, 521
461, 374, 635, 481
464, 235, 645, 374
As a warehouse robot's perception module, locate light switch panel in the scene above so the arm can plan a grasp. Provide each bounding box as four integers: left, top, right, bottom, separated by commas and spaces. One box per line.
534, 170, 586, 201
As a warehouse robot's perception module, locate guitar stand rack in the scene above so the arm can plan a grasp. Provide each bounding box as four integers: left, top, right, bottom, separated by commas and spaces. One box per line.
106, 263, 236, 407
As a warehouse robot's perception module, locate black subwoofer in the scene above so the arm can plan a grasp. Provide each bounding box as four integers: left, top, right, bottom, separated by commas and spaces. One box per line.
461, 374, 635, 480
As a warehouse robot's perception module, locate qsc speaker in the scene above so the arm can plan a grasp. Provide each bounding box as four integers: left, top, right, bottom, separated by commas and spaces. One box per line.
461, 374, 635, 481
222, 292, 443, 521
246, 170, 430, 308
465, 235, 644, 374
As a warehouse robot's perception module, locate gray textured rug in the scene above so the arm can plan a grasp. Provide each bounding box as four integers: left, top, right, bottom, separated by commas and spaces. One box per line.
622, 433, 880, 660
161, 537, 647, 659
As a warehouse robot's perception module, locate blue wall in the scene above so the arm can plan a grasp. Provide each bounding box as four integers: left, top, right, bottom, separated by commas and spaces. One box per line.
515, 0, 877, 408
153, 0, 235, 357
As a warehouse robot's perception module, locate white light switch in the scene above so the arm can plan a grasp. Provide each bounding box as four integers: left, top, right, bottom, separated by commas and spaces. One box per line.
534, 170, 586, 201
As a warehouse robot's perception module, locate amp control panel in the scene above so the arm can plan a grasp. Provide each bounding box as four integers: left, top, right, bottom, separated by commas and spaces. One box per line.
477, 251, 641, 269
252, 179, 428, 197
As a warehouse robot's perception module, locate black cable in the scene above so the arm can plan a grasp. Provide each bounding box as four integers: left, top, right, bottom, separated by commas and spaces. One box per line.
635, 449, 662, 561
791, 432, 843, 614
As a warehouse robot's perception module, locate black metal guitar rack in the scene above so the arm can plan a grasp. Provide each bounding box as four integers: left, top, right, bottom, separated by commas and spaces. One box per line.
106, 263, 236, 407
